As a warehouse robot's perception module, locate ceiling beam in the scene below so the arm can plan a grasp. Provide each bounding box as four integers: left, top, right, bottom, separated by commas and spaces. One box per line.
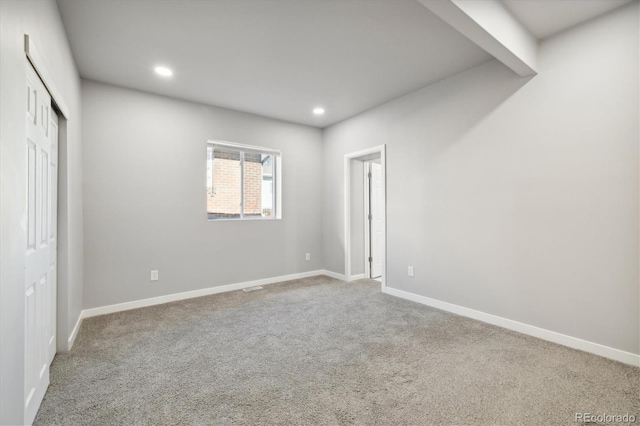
418, 0, 538, 76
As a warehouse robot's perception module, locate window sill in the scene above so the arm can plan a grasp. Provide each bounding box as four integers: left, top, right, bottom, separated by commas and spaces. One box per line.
206, 217, 282, 222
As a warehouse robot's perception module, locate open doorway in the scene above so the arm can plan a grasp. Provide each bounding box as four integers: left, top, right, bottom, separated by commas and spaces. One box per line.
344, 145, 386, 290
364, 159, 383, 281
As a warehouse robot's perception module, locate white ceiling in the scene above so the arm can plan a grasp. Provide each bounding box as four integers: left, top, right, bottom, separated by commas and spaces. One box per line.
503, 0, 633, 39
57, 0, 634, 128
56, 0, 491, 128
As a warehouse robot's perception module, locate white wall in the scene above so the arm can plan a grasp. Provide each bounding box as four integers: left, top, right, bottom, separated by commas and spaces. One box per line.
0, 0, 83, 423
323, 3, 639, 355
82, 81, 324, 309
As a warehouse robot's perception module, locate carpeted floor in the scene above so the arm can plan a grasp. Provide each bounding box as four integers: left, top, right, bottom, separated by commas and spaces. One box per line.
35, 276, 638, 425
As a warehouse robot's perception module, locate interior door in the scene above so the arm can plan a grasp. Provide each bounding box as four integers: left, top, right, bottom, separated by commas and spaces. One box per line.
25, 62, 54, 425
370, 162, 383, 278
48, 109, 58, 363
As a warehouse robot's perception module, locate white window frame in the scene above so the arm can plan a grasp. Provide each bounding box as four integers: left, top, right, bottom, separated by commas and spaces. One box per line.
206, 140, 282, 220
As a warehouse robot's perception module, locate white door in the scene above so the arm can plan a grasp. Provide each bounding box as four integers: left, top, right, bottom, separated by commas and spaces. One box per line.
48, 109, 58, 363
25, 62, 56, 425
370, 162, 383, 278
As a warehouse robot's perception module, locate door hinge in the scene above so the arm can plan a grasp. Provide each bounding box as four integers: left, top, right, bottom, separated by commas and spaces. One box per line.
368, 214, 372, 221
369, 256, 373, 263
368, 172, 372, 178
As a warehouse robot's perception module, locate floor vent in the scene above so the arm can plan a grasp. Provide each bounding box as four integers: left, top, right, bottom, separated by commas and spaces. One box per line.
243, 286, 264, 292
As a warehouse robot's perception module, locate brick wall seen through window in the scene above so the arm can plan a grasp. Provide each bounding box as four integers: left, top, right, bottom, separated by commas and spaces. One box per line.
206, 144, 277, 220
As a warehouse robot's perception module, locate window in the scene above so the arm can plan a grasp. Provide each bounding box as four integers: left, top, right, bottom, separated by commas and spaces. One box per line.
206, 141, 281, 220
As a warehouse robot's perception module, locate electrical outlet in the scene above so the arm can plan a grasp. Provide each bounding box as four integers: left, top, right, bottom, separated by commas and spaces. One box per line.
305, 253, 311, 261
408, 266, 414, 277
150, 270, 159, 281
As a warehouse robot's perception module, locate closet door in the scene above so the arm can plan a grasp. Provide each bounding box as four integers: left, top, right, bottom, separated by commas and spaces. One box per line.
24, 62, 53, 425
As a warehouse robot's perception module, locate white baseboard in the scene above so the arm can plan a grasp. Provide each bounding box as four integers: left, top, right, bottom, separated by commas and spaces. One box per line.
83, 270, 337, 319
67, 310, 84, 351
322, 270, 347, 281
383, 286, 640, 367
348, 273, 365, 281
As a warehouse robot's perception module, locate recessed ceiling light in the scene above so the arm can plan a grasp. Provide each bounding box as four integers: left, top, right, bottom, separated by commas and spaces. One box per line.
313, 107, 325, 115
154, 66, 173, 77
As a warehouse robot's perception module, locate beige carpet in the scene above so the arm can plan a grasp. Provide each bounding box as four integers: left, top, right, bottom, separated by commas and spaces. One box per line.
35, 276, 638, 425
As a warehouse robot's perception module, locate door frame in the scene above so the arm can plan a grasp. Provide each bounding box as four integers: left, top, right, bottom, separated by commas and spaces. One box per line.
25, 35, 70, 119
344, 145, 386, 290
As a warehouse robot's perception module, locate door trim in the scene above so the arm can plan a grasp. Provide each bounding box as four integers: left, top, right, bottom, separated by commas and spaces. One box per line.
344, 145, 386, 290
24, 35, 70, 120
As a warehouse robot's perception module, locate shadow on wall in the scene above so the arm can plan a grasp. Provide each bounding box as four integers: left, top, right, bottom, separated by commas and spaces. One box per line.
326, 60, 535, 276
386, 62, 537, 299
395, 64, 535, 162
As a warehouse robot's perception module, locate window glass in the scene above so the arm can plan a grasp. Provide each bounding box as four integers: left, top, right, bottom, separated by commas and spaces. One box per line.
207, 143, 280, 220
207, 147, 241, 219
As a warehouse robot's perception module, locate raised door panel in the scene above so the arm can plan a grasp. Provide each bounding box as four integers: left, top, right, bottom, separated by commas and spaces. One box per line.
27, 140, 37, 253
40, 150, 49, 249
